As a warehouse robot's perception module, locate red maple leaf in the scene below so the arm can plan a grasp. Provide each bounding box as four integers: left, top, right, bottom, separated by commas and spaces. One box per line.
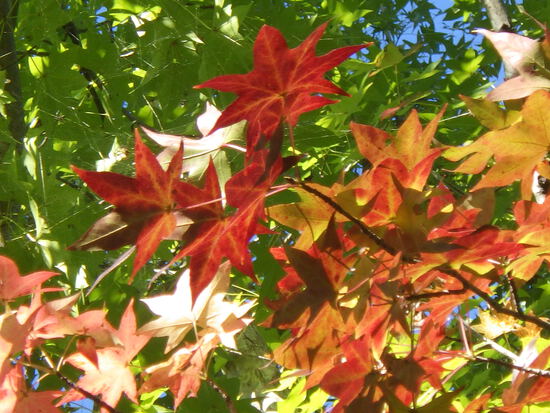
263, 223, 355, 370
70, 130, 186, 277
173, 151, 283, 299
195, 22, 370, 151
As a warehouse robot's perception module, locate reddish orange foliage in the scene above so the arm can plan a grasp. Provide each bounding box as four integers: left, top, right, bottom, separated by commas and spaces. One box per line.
4, 20, 550, 413
195, 22, 370, 152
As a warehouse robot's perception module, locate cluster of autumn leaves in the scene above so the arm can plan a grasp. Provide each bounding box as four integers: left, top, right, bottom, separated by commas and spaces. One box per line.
0, 255, 253, 411
2, 20, 550, 413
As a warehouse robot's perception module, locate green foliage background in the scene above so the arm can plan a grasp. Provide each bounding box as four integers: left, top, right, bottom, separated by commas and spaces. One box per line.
1, 0, 550, 411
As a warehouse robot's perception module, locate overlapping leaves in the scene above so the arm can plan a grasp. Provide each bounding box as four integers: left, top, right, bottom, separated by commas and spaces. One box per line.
4, 16, 550, 413
70, 130, 187, 277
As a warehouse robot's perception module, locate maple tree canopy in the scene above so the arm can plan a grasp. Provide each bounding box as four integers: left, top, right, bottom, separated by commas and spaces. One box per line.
2, 2, 550, 413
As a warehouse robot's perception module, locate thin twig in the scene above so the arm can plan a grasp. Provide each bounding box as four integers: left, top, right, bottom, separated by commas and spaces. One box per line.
286, 177, 420, 262
86, 246, 135, 296
286, 178, 550, 332
440, 267, 550, 332
21, 354, 123, 413
505, 273, 523, 315
55, 371, 123, 413
458, 317, 472, 356
222, 142, 247, 152
405, 288, 466, 300
468, 355, 550, 378
459, 317, 520, 362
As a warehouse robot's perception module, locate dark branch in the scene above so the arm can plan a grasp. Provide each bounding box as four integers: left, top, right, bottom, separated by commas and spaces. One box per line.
55, 370, 124, 413
286, 178, 420, 263
0, 0, 27, 149
289, 178, 550, 332
405, 288, 467, 301
440, 267, 550, 332
15, 357, 123, 413
471, 355, 550, 378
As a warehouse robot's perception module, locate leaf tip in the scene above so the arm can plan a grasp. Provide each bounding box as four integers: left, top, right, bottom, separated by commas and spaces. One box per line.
133, 127, 144, 144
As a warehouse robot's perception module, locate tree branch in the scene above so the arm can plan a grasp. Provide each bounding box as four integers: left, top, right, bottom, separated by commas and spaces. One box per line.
481, 0, 510, 30
289, 179, 550, 332
505, 272, 523, 315
405, 288, 467, 301
0, 0, 27, 149
18, 355, 123, 413
55, 370, 124, 413
206, 378, 237, 413
440, 267, 550, 332
286, 178, 420, 263
468, 355, 550, 378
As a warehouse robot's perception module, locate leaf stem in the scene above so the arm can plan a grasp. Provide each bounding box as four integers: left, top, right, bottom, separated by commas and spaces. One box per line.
180, 183, 289, 212
181, 196, 225, 211
222, 142, 247, 152
265, 184, 292, 198
458, 317, 472, 356
181, 142, 247, 162
86, 246, 136, 296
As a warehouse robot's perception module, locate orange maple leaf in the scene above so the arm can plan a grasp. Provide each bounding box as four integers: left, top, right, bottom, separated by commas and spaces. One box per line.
140, 334, 218, 408
351, 107, 445, 190
264, 225, 353, 370
445, 90, 550, 199
56, 300, 149, 412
